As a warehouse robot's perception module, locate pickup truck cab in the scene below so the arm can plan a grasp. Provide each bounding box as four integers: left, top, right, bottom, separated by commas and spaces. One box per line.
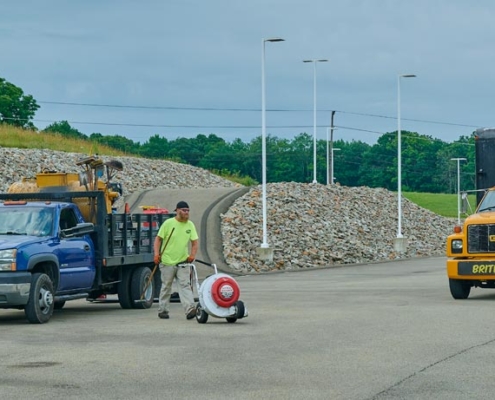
0, 200, 95, 316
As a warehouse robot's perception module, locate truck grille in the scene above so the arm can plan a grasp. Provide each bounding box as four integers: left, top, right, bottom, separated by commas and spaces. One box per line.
468, 224, 495, 253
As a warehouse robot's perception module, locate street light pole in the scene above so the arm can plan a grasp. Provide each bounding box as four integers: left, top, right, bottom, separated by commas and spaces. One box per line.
451, 157, 467, 225
303, 59, 328, 184
260, 37, 284, 253
395, 74, 416, 252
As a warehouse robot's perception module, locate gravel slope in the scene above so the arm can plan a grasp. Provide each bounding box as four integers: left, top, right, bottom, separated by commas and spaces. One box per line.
0, 147, 453, 272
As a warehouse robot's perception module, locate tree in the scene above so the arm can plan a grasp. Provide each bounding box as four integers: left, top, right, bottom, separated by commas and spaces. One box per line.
436, 135, 475, 193
139, 134, 170, 159
91, 134, 137, 154
401, 132, 445, 192
333, 139, 370, 186
0, 77, 39, 129
358, 133, 398, 190
44, 120, 87, 140
288, 133, 313, 182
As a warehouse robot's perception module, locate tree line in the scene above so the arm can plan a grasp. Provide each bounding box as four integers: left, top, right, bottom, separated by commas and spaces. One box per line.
39, 121, 477, 194
0, 76, 475, 193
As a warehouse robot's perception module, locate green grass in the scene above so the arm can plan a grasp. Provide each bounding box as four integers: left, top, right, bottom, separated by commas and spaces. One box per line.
0, 124, 253, 185
0, 123, 126, 156
403, 192, 477, 218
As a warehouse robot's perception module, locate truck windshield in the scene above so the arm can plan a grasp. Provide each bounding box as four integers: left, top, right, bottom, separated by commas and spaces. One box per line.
478, 191, 495, 213
0, 207, 54, 237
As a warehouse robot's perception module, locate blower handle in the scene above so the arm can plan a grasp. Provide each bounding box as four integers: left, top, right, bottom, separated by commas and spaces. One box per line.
193, 259, 218, 274
195, 259, 212, 267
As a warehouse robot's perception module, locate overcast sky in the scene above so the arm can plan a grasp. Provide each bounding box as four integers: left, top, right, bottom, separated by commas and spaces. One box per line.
1, 1, 494, 145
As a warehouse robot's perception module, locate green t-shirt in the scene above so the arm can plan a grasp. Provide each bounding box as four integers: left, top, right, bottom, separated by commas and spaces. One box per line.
157, 217, 198, 265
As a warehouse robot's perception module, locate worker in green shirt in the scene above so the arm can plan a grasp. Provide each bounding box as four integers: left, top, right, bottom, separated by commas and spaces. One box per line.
154, 201, 198, 320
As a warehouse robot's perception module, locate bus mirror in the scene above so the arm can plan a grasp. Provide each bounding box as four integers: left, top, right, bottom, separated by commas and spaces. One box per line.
461, 192, 468, 213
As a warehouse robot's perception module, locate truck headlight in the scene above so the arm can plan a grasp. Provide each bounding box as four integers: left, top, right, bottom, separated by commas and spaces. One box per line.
451, 240, 463, 254
0, 249, 17, 271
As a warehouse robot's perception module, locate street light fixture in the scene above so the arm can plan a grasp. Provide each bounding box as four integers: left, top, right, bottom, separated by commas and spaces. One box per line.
395, 73, 416, 252
303, 59, 328, 184
451, 157, 467, 224
260, 37, 284, 254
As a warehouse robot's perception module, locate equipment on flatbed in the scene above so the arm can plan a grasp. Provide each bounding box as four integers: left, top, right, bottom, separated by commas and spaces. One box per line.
7, 155, 123, 222
190, 259, 248, 324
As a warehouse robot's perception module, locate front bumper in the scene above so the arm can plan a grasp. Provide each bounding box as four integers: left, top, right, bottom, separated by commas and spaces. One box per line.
447, 259, 495, 281
0, 272, 31, 306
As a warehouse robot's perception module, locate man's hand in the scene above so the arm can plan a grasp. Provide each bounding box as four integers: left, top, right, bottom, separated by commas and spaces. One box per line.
154, 254, 161, 265
186, 256, 195, 263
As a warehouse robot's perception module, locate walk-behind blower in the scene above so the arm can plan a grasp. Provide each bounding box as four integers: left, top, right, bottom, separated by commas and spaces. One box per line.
188, 260, 248, 324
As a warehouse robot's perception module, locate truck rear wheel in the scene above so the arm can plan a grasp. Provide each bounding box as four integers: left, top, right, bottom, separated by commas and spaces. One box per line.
25, 273, 55, 324
118, 267, 133, 309
449, 278, 471, 299
131, 266, 154, 309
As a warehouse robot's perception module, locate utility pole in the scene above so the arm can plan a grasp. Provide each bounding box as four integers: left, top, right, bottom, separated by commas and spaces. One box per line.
328, 111, 336, 185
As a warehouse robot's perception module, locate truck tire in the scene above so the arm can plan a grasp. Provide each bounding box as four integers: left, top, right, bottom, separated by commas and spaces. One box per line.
131, 266, 154, 309
449, 278, 471, 299
118, 267, 133, 309
25, 273, 55, 324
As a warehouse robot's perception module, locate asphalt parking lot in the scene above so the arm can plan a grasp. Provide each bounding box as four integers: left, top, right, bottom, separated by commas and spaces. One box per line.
2, 257, 495, 399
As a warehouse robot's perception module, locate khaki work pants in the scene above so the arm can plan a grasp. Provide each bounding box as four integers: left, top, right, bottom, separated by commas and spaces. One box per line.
158, 264, 195, 315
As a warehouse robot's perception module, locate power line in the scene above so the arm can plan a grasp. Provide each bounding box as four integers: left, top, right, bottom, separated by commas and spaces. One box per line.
38, 100, 479, 129
24, 117, 387, 134
2, 115, 475, 146
2, 117, 475, 147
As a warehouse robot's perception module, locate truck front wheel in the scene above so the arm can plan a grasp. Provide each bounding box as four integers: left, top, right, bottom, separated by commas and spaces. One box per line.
449, 279, 471, 299
25, 273, 55, 324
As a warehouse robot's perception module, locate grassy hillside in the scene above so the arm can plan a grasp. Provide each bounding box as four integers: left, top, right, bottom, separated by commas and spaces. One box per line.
0, 124, 124, 156
0, 124, 476, 217
402, 192, 476, 219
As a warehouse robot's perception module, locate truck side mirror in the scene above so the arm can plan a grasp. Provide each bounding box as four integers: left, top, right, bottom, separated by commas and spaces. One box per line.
61, 222, 95, 238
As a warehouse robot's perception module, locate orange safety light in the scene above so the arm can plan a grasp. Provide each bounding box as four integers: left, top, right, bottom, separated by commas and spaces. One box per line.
453, 225, 462, 234
4, 200, 27, 205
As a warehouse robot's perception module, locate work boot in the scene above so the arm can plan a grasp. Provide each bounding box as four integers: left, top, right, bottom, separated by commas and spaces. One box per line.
186, 308, 196, 320
158, 311, 169, 319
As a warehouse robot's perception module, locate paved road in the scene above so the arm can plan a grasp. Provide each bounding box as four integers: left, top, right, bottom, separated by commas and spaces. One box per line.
124, 187, 249, 278
2, 256, 495, 399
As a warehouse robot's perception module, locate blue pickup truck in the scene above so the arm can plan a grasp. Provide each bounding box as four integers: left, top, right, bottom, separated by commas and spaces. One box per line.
0, 190, 173, 324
